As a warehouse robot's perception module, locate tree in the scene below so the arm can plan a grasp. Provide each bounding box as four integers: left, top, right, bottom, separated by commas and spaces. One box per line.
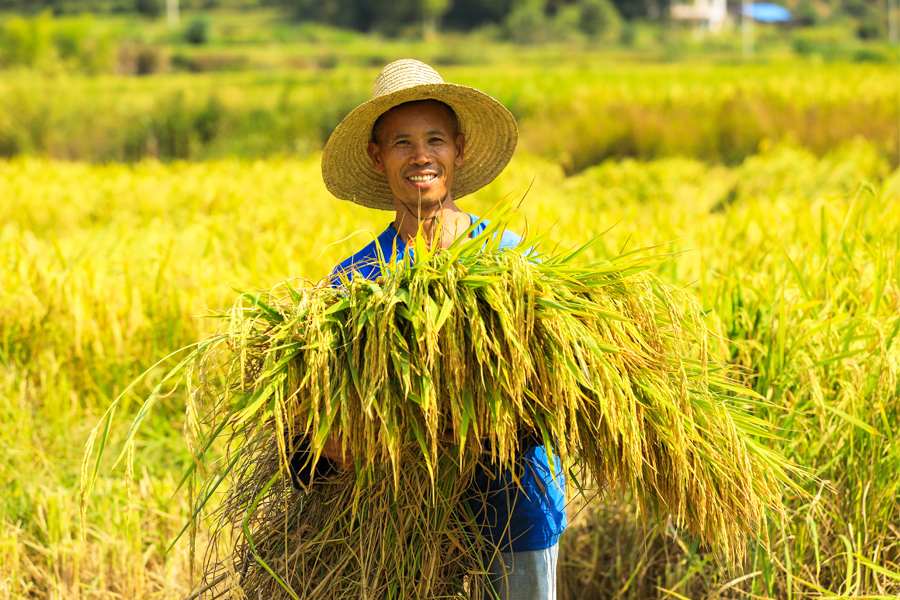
504, 0, 549, 43
608, 0, 668, 20
443, 0, 512, 30
579, 0, 621, 38
422, 0, 452, 39
135, 0, 161, 18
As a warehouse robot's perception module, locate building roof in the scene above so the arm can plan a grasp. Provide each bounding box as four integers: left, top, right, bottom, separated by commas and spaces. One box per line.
742, 2, 792, 22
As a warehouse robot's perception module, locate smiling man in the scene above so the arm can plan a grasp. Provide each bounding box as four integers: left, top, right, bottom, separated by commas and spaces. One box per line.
365, 98, 471, 248
314, 59, 567, 600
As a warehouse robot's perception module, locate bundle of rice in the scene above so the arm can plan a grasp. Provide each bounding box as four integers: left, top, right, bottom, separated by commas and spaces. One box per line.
84, 213, 799, 599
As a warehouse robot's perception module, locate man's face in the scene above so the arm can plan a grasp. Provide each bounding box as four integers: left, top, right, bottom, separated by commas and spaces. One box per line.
367, 100, 465, 212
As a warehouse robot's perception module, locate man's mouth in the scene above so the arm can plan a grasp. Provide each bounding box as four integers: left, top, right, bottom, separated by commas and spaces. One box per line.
407, 174, 437, 183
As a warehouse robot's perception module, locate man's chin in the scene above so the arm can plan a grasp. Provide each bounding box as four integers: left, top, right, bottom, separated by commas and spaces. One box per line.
397, 195, 447, 213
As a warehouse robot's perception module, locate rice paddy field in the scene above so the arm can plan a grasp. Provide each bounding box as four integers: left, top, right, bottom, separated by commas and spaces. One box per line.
2, 60, 898, 168
1, 55, 899, 599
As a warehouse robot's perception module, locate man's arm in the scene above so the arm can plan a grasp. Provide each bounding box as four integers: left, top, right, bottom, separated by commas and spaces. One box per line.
321, 433, 354, 469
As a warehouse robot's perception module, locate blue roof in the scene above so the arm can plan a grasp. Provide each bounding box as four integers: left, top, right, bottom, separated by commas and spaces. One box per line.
742, 2, 792, 22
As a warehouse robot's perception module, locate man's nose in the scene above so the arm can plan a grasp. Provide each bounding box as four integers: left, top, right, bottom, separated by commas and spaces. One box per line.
409, 142, 432, 165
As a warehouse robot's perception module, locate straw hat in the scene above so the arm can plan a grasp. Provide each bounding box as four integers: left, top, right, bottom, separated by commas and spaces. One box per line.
321, 59, 518, 211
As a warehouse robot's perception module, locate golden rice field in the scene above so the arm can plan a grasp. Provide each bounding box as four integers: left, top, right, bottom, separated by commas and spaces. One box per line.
1, 136, 898, 598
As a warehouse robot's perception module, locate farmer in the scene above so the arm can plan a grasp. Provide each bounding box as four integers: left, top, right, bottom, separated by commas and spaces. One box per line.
293, 59, 567, 599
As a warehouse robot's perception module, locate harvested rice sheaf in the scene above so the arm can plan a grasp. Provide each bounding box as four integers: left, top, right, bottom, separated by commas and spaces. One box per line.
188, 216, 798, 599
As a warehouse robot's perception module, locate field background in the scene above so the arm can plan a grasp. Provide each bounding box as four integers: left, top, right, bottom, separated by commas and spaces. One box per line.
1, 0, 899, 598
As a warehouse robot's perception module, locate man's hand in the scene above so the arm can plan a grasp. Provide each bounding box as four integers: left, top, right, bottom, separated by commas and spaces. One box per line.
321, 433, 354, 470
439, 426, 489, 444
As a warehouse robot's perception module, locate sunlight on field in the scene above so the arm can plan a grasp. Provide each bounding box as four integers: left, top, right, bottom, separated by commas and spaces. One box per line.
1, 137, 898, 597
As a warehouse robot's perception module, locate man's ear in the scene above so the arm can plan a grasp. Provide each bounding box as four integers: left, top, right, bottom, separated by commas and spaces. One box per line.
454, 132, 466, 167
367, 141, 384, 173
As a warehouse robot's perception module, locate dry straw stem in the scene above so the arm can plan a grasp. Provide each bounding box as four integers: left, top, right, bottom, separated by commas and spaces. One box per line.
195, 443, 494, 599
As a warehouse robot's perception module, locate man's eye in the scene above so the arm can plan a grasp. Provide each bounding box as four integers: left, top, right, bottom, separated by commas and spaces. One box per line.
430, 138, 444, 144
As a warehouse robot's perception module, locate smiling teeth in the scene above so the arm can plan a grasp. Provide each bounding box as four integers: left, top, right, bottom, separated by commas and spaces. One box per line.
408, 175, 436, 182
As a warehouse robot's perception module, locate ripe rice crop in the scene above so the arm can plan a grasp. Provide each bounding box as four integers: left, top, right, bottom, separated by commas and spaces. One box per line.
1, 142, 897, 598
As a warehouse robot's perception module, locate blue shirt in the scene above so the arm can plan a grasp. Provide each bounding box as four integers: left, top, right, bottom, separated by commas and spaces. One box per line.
331, 215, 568, 552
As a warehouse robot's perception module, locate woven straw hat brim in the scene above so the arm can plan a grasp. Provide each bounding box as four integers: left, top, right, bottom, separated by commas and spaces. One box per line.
322, 82, 518, 211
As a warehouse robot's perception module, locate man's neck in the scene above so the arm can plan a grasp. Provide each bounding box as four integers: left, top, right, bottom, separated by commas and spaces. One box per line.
392, 198, 471, 250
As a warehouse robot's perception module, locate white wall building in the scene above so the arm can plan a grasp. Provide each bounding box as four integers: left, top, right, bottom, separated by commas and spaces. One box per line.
670, 0, 729, 31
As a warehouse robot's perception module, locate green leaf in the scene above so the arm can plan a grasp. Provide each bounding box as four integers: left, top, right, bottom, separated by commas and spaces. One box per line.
823, 404, 881, 437
434, 295, 454, 332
